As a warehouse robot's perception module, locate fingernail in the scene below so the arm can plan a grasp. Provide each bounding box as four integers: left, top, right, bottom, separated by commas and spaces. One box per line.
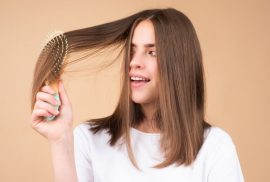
54, 99, 61, 106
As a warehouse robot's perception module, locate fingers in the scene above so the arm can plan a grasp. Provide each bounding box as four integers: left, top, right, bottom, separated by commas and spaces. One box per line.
34, 100, 60, 116
58, 80, 70, 106
31, 108, 52, 121
30, 108, 52, 128
41, 85, 55, 95
31, 84, 61, 123
30, 82, 69, 126
36, 91, 61, 106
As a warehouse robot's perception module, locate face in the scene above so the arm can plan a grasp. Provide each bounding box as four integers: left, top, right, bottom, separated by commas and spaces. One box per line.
129, 20, 159, 105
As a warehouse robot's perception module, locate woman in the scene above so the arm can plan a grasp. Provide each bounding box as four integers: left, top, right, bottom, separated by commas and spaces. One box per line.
30, 8, 244, 182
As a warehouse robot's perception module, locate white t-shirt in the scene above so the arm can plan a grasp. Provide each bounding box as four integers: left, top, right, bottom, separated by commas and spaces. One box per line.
73, 122, 244, 182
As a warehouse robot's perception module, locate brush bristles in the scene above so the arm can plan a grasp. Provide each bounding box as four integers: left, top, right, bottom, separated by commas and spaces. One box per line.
40, 31, 69, 83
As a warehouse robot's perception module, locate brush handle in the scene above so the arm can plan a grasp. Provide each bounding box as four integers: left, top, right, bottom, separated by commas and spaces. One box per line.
46, 92, 60, 121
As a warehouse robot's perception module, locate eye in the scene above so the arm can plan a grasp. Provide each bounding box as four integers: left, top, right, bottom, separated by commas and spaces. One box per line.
148, 51, 156, 57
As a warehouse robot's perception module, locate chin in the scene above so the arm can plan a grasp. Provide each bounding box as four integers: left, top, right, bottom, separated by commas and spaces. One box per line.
132, 100, 147, 104
131, 95, 153, 105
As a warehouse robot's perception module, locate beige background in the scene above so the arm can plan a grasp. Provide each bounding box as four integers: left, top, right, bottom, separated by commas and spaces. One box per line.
0, 0, 269, 181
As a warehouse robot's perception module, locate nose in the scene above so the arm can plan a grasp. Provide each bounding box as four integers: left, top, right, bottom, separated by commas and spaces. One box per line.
130, 52, 144, 70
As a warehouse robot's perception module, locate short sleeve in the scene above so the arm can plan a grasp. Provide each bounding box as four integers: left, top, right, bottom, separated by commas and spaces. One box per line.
207, 129, 245, 182
73, 124, 94, 182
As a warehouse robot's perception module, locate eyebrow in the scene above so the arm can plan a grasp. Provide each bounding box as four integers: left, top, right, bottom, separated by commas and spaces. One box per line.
131, 43, 155, 48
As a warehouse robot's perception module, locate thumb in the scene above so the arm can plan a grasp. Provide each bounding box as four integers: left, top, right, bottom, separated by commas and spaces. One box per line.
58, 80, 70, 106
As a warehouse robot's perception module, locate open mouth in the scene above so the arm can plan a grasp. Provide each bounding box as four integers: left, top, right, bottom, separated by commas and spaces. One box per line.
130, 76, 150, 83
130, 76, 150, 88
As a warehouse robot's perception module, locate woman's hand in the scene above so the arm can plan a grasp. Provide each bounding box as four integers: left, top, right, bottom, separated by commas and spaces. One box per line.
30, 80, 73, 143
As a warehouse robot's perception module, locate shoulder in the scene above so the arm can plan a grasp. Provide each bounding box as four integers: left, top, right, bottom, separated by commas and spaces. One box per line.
198, 126, 239, 163
73, 122, 92, 136
204, 126, 236, 150
200, 126, 240, 165
73, 122, 93, 142
200, 127, 245, 181
73, 122, 93, 149
74, 122, 91, 133
73, 121, 111, 146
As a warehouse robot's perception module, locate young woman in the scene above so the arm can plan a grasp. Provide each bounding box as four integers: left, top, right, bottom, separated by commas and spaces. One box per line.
30, 8, 244, 182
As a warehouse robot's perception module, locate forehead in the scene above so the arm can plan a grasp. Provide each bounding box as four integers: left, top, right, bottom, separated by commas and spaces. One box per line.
131, 20, 155, 46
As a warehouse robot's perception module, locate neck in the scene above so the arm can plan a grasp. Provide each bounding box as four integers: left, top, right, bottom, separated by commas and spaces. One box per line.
136, 103, 160, 133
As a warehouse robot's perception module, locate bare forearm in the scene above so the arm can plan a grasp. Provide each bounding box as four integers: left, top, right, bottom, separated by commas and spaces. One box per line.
49, 131, 78, 182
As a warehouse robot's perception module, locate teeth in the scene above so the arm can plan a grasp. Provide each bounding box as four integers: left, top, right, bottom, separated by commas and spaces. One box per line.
131, 76, 149, 81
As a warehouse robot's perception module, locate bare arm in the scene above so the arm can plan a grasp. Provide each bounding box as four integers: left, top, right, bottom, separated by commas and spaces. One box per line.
30, 81, 78, 182
49, 130, 78, 182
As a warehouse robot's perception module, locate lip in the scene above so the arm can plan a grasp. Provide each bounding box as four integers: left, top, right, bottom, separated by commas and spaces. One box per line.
129, 73, 150, 80
130, 80, 149, 88
129, 73, 150, 89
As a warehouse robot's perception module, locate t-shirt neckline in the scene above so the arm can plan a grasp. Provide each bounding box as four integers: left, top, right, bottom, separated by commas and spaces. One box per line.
130, 127, 161, 137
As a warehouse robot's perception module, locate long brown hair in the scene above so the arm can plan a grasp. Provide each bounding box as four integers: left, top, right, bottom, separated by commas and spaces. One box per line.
31, 8, 211, 170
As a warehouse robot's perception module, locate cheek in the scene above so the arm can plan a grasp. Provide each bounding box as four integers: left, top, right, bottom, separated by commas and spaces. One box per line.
150, 63, 159, 82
